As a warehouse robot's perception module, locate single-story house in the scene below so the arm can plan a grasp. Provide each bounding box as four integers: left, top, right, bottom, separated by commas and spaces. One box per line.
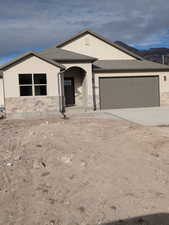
1, 29, 169, 116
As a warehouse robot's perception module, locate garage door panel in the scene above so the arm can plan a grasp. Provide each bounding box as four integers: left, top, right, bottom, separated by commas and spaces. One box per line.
99, 76, 160, 109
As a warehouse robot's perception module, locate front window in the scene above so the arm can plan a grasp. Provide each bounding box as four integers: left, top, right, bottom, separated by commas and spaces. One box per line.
19, 74, 47, 96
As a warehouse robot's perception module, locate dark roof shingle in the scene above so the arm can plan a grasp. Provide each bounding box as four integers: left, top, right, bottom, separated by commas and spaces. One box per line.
93, 60, 169, 72
39, 47, 97, 62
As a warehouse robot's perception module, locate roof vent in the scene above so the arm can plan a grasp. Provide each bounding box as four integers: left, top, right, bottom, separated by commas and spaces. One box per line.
85, 37, 90, 46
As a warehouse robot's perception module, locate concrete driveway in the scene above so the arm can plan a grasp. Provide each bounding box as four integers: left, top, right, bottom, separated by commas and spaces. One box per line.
104, 106, 169, 126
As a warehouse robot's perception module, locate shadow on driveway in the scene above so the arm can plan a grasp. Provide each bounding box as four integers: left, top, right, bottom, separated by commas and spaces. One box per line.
102, 213, 169, 225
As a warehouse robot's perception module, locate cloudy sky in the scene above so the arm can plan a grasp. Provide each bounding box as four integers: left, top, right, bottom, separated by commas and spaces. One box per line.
0, 0, 169, 64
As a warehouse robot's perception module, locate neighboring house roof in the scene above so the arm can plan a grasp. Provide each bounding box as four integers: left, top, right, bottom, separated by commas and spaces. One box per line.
93, 60, 169, 72
0, 51, 65, 71
0, 70, 3, 78
55, 29, 143, 60
39, 47, 97, 62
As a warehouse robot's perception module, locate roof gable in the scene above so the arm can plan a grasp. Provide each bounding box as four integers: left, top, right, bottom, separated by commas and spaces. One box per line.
56, 29, 142, 60
0, 51, 65, 71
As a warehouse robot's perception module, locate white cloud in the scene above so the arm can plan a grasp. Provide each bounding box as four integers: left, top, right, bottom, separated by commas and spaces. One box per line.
134, 30, 169, 48
0, 0, 169, 60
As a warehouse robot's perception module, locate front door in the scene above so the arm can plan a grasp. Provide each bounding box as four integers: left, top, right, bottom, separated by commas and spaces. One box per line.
64, 78, 75, 106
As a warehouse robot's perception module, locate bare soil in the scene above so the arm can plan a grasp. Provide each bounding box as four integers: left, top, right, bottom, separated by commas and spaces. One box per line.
1, 114, 169, 225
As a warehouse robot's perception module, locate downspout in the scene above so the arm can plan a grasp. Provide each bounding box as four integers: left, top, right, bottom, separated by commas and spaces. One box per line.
1, 71, 6, 118
57, 69, 67, 118
92, 70, 97, 111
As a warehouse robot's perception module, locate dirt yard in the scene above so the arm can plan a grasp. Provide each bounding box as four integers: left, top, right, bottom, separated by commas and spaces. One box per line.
1, 113, 169, 225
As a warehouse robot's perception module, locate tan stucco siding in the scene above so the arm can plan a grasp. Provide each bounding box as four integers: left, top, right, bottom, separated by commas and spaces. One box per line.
61, 34, 136, 60
94, 71, 169, 109
0, 78, 4, 106
3, 56, 60, 98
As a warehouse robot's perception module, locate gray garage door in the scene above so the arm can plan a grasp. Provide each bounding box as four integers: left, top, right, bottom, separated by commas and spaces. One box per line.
99, 76, 160, 109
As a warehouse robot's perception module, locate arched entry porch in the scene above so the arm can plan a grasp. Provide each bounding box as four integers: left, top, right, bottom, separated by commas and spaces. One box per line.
64, 67, 87, 108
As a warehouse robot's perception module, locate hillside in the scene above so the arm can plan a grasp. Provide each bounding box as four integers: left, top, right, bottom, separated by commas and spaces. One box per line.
115, 41, 169, 64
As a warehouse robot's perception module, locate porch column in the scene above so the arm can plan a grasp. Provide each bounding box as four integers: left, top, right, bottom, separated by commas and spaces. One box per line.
85, 64, 93, 110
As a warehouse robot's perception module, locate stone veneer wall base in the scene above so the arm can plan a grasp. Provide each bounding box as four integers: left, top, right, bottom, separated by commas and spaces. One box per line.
5, 96, 60, 114
5, 95, 94, 118
160, 92, 169, 106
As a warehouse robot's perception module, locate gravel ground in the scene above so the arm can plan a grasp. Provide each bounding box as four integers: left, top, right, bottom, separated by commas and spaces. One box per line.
0, 114, 169, 225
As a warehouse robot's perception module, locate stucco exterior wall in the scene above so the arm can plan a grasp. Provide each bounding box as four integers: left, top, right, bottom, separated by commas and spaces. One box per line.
3, 56, 60, 98
94, 71, 169, 109
0, 78, 4, 106
61, 34, 136, 60
3, 56, 61, 113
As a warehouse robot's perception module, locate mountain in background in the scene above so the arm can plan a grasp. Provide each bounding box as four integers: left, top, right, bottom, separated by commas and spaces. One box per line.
115, 41, 169, 65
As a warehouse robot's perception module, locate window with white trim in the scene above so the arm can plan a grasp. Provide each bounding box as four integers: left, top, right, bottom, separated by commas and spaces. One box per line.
19, 74, 47, 96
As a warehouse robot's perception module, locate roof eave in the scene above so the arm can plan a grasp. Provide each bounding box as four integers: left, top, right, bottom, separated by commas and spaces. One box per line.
93, 68, 169, 73
56, 29, 91, 48
55, 58, 97, 63
0, 70, 3, 78
0, 51, 65, 71
56, 29, 143, 60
